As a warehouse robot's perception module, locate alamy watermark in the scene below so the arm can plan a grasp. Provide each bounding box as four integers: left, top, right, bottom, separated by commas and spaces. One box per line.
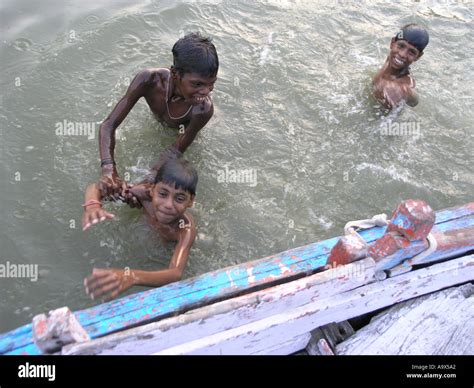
216, 165, 258, 187
55, 119, 100, 140
0, 261, 38, 282
322, 261, 366, 282
380, 120, 421, 138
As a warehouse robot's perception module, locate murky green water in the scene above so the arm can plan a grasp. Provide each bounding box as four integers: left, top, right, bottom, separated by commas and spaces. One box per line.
0, 0, 472, 333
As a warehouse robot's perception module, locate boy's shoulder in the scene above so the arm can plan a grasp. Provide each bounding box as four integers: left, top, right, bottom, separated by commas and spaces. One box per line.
135, 67, 170, 86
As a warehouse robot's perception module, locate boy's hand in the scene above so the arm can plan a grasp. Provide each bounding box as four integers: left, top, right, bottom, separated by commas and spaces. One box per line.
99, 165, 123, 198
82, 205, 115, 231
121, 182, 144, 209
122, 182, 152, 207
84, 268, 135, 302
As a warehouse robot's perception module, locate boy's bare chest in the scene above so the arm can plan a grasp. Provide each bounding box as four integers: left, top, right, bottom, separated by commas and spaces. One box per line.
144, 87, 191, 128
142, 208, 179, 242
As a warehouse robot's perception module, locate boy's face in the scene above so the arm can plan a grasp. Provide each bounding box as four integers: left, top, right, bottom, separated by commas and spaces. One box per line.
389, 38, 423, 69
151, 182, 194, 225
174, 71, 217, 105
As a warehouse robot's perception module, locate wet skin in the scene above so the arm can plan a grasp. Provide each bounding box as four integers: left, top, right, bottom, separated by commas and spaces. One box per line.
82, 181, 196, 301
99, 68, 217, 197
373, 38, 423, 109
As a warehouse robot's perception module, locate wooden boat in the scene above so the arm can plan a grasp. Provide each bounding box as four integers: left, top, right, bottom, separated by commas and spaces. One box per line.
1, 200, 472, 355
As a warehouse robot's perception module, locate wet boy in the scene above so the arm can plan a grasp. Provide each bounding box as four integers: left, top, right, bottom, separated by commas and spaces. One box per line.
99, 33, 218, 197
373, 24, 429, 109
82, 158, 197, 301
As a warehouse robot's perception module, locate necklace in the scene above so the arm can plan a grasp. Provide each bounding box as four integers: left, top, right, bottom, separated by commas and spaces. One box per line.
166, 74, 192, 120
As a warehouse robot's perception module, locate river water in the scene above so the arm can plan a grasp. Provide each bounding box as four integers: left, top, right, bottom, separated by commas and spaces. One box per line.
0, 0, 472, 332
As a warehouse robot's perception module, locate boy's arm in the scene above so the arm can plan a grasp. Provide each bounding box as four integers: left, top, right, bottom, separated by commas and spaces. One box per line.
405, 79, 419, 107
84, 216, 196, 301
82, 183, 115, 231
133, 217, 196, 286
171, 100, 214, 154
99, 70, 154, 197
141, 102, 213, 184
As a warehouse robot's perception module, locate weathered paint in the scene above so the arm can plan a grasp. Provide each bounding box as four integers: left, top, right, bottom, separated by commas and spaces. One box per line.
32, 307, 89, 353
387, 200, 435, 241
1, 202, 473, 355
150, 255, 473, 355
63, 258, 376, 355
327, 233, 368, 266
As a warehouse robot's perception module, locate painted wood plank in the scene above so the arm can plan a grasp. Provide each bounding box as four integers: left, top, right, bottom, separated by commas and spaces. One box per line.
63, 258, 375, 355
2, 204, 473, 355
336, 283, 474, 355
150, 255, 473, 355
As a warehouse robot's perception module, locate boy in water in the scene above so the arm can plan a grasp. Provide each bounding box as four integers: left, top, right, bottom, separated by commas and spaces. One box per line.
99, 33, 218, 198
373, 24, 429, 109
82, 158, 197, 301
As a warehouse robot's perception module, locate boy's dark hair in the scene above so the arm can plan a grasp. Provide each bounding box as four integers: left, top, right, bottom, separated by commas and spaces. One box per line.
172, 32, 219, 77
155, 158, 198, 196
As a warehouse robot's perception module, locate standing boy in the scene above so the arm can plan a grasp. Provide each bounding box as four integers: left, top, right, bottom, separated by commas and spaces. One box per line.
99, 33, 218, 197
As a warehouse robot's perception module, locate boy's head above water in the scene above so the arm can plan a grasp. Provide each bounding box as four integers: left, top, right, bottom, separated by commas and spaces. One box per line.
389, 24, 429, 69
394, 24, 429, 53
170, 32, 219, 104
152, 158, 198, 224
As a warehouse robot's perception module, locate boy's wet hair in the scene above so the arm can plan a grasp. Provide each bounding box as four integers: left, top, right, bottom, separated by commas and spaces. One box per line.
155, 158, 198, 196
172, 32, 219, 77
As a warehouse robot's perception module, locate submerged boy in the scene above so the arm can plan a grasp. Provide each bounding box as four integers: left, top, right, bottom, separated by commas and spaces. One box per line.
373, 24, 429, 109
99, 33, 218, 197
82, 158, 197, 301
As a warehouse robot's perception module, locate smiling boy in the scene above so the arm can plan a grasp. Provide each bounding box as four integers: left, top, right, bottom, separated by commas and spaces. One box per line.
373, 24, 429, 109
82, 158, 197, 301
99, 32, 218, 197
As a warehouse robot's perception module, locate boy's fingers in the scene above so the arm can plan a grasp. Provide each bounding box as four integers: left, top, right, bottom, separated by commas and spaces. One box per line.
92, 268, 116, 277
91, 280, 120, 299
86, 273, 117, 293
85, 269, 113, 285
84, 273, 106, 289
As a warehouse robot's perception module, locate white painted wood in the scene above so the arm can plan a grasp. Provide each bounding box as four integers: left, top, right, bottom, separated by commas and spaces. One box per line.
152, 255, 473, 355
250, 332, 311, 355
336, 283, 474, 355
63, 258, 375, 355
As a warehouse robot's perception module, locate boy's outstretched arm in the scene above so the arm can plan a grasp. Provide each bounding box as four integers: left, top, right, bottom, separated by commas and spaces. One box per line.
82, 183, 115, 231
99, 70, 154, 197
84, 215, 197, 301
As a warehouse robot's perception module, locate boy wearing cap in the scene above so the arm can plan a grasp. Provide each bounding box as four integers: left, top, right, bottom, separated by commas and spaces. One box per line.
373, 24, 429, 109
